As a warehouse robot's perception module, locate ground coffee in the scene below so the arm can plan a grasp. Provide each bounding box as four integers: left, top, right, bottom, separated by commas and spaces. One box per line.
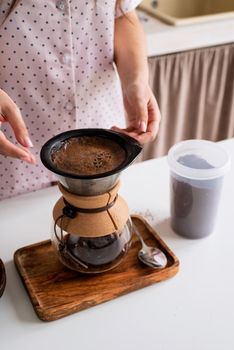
170, 154, 223, 238
51, 136, 126, 176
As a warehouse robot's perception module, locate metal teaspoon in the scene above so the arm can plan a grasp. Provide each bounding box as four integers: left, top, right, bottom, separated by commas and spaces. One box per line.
133, 224, 167, 269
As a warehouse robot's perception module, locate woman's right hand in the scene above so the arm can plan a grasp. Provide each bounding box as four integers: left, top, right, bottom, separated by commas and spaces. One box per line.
0, 89, 36, 164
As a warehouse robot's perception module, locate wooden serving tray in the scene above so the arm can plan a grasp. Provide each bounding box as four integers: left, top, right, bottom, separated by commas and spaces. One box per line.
14, 215, 179, 321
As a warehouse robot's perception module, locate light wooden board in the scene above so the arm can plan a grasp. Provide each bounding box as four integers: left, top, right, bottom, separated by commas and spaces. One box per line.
14, 215, 179, 321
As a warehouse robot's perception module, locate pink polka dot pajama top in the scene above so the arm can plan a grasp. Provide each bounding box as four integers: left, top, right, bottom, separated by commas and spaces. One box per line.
0, 0, 141, 199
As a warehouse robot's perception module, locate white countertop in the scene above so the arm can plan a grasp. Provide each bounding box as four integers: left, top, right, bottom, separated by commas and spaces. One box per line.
1, 138, 234, 350
138, 10, 234, 56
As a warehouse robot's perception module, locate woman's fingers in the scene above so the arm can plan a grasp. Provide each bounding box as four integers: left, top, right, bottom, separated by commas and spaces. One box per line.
0, 89, 33, 148
121, 83, 161, 144
112, 91, 161, 145
111, 125, 146, 143
136, 95, 161, 143
0, 131, 36, 163
0, 89, 36, 163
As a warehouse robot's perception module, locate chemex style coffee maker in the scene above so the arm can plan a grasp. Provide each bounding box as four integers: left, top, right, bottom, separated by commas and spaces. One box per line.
40, 129, 142, 274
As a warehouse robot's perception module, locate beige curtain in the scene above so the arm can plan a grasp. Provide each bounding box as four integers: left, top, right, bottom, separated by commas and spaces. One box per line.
140, 43, 234, 160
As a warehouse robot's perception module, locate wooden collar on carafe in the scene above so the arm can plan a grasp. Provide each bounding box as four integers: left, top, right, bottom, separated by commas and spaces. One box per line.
53, 182, 129, 237
53, 181, 129, 237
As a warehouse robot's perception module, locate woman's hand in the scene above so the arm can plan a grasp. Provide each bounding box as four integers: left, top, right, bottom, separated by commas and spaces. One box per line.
112, 81, 161, 144
0, 89, 36, 164
114, 11, 161, 144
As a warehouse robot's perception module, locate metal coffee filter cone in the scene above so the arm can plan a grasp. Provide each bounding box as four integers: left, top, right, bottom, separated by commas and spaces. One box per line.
40, 128, 142, 195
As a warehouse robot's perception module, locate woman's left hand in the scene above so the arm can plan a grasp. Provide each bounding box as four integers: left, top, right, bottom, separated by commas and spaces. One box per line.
112, 81, 161, 144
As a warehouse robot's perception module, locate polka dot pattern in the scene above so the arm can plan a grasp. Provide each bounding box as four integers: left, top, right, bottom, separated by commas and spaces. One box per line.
0, 0, 141, 200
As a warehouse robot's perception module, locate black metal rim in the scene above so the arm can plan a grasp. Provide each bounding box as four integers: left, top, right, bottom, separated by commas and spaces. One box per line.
0, 258, 6, 297
40, 128, 142, 180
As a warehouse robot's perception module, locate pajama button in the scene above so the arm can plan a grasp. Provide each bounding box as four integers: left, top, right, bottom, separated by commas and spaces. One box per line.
64, 101, 74, 111
62, 53, 72, 65
56, 0, 66, 11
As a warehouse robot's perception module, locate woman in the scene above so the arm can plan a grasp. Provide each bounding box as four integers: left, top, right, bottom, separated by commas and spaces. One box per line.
0, 0, 161, 199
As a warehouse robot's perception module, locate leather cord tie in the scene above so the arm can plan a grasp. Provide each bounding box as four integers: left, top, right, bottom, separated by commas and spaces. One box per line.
54, 193, 119, 247
62, 195, 118, 218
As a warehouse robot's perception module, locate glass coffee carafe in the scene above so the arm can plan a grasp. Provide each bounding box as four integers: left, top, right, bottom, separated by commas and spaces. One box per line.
40, 128, 142, 274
